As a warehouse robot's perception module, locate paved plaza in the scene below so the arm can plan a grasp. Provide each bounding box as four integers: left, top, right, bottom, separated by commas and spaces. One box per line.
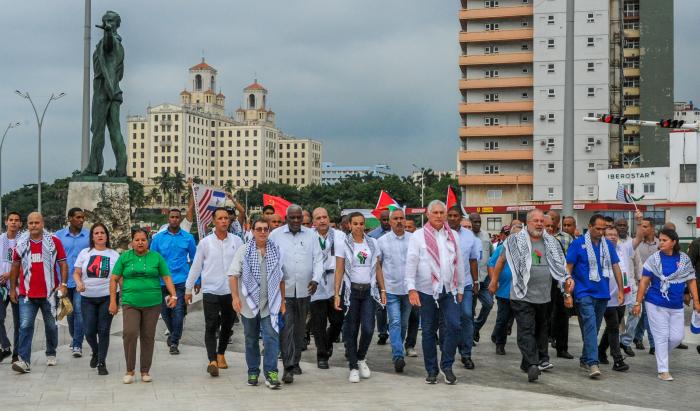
2, 300, 699, 410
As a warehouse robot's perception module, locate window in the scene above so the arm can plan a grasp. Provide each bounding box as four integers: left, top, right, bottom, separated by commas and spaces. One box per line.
547, 113, 556, 121
547, 138, 555, 147
521, 20, 529, 27
486, 217, 503, 231
486, 190, 502, 201
521, 115, 529, 122
643, 183, 655, 193
548, 89, 555, 97
521, 43, 529, 51
484, 164, 500, 174
521, 138, 529, 146
484, 93, 499, 102
587, 62, 595, 72
680, 164, 697, 183
547, 163, 555, 173
484, 69, 499, 78
485, 45, 499, 54
587, 37, 595, 47
522, 67, 529, 73
547, 63, 555, 73
484, 117, 499, 126
485, 23, 499, 31
484, 141, 499, 150
588, 162, 595, 172
587, 87, 595, 97
547, 39, 555, 49
587, 137, 595, 146
521, 92, 529, 99
548, 187, 555, 199
547, 15, 554, 25
484, 0, 499, 7
587, 186, 595, 196
587, 13, 594, 23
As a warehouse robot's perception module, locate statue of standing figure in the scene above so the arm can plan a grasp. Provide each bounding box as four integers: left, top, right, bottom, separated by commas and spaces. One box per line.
82, 10, 127, 177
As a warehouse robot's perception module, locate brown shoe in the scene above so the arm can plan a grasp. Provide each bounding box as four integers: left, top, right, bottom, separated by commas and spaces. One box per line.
207, 361, 219, 377
217, 354, 228, 369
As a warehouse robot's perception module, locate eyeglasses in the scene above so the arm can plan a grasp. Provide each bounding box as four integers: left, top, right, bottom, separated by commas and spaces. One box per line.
254, 227, 270, 233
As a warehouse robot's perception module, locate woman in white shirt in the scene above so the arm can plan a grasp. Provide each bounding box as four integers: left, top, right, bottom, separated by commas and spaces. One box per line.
333, 212, 386, 383
73, 223, 120, 376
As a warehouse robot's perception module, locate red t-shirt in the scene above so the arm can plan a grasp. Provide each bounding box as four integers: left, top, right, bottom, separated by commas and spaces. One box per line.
13, 237, 67, 298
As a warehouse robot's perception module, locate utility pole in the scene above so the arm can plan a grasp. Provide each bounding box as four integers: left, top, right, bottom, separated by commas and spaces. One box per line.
562, 0, 575, 216
413, 164, 425, 226
81, 0, 91, 169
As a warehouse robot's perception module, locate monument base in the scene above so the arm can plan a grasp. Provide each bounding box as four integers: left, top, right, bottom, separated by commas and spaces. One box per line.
66, 181, 131, 250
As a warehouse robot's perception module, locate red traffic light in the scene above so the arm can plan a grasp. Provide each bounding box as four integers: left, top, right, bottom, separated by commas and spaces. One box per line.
600, 114, 627, 125
659, 119, 685, 128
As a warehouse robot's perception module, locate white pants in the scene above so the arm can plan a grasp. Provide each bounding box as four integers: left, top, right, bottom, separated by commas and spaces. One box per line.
645, 302, 684, 373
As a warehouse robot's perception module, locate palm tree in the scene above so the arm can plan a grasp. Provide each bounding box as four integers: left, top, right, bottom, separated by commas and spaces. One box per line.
148, 187, 160, 205
171, 170, 186, 206
153, 171, 172, 206
223, 179, 235, 194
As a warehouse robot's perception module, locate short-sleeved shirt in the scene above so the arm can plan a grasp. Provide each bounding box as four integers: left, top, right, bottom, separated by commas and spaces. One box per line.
642, 253, 686, 309
512, 239, 551, 304
566, 236, 620, 300
112, 250, 170, 308
74, 248, 120, 298
457, 228, 481, 287
55, 227, 90, 288
13, 237, 67, 298
488, 245, 511, 299
344, 240, 372, 284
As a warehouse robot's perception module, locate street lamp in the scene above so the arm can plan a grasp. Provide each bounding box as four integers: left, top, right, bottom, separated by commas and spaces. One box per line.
242, 179, 249, 219
0, 122, 21, 222
15, 90, 66, 213
412, 163, 425, 226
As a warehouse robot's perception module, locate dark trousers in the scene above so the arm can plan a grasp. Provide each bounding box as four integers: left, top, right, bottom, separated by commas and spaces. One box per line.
375, 301, 388, 338
344, 286, 375, 370
281, 296, 310, 370
310, 297, 344, 361
472, 279, 494, 334
81, 295, 114, 365
511, 300, 550, 371
491, 297, 514, 346
202, 293, 235, 362
161, 283, 186, 346
405, 306, 419, 349
66, 287, 84, 349
599, 305, 625, 361
418, 290, 460, 375
550, 280, 570, 352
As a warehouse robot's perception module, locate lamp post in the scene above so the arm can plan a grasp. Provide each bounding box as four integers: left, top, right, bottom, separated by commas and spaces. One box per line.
15, 91, 66, 213
242, 179, 249, 219
412, 163, 425, 226
0, 122, 21, 221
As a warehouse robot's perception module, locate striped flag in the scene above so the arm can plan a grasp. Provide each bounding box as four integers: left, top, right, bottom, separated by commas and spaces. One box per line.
192, 183, 227, 240
616, 184, 634, 203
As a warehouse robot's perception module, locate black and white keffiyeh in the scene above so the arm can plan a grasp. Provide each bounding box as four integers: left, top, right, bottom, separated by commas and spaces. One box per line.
643, 251, 695, 301
504, 230, 568, 299
584, 231, 613, 282
16, 230, 59, 316
241, 240, 283, 332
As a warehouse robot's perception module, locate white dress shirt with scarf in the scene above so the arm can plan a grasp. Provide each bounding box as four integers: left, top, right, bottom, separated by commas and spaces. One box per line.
405, 227, 465, 297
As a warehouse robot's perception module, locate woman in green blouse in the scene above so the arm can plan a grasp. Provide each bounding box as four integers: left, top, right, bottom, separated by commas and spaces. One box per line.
109, 228, 177, 384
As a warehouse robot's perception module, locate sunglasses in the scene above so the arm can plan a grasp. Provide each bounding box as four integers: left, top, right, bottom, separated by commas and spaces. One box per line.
254, 227, 270, 233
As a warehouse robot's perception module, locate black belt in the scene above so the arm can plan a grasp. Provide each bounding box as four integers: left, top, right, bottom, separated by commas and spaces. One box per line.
324, 269, 335, 275
350, 282, 370, 291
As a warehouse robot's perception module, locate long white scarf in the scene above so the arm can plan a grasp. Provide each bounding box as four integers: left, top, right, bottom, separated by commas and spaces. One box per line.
504, 230, 568, 299
342, 233, 381, 310
241, 240, 283, 332
584, 232, 613, 282
16, 230, 58, 316
643, 251, 695, 301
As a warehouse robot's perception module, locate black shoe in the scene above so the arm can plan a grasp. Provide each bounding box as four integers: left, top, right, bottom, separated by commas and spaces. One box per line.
649, 347, 655, 355
0, 349, 11, 363
496, 345, 506, 355
598, 353, 609, 365
621, 344, 635, 357
377, 335, 388, 345
612, 359, 629, 372
90, 353, 98, 368
394, 357, 405, 373
282, 368, 294, 384
317, 360, 329, 369
473, 331, 480, 343
292, 364, 302, 375
97, 364, 109, 375
697, 345, 700, 355
557, 350, 574, 359
11, 354, 18, 363
170, 345, 180, 355
633, 339, 645, 350
425, 373, 438, 384
677, 343, 688, 349
442, 368, 457, 385
527, 365, 541, 382
166, 336, 172, 347
461, 357, 475, 370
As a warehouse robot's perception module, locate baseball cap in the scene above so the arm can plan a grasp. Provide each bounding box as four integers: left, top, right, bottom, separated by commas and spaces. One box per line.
691, 311, 700, 334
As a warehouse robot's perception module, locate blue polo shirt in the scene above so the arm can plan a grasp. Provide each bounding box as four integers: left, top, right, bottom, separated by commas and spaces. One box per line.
643, 253, 686, 309
566, 236, 619, 300
489, 244, 511, 299
55, 227, 90, 288
150, 228, 197, 285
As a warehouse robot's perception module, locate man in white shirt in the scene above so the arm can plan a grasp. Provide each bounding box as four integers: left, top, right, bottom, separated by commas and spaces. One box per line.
268, 204, 323, 384
0, 211, 22, 363
405, 200, 465, 385
470, 212, 493, 343
377, 209, 412, 373
185, 208, 243, 377
309, 207, 346, 370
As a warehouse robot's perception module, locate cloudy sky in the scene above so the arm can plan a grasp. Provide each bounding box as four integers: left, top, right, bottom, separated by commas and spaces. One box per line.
0, 0, 696, 192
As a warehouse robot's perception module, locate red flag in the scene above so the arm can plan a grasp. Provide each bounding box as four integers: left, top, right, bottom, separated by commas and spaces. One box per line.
263, 193, 292, 219
371, 190, 401, 219
446, 185, 459, 209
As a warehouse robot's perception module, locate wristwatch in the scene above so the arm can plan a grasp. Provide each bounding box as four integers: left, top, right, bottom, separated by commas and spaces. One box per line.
633, 301, 641, 306
562, 292, 571, 298
60, 283, 67, 287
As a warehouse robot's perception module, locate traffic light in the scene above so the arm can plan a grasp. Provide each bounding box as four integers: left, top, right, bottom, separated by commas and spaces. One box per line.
600, 114, 628, 125
659, 119, 685, 128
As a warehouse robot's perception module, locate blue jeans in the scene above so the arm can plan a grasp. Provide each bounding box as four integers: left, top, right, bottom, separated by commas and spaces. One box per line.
81, 295, 114, 365
18, 297, 57, 364
472, 279, 493, 333
66, 287, 84, 349
386, 293, 411, 360
458, 285, 474, 358
634, 304, 655, 348
241, 314, 279, 376
344, 285, 375, 370
491, 297, 513, 346
161, 283, 186, 346
419, 290, 461, 375
576, 296, 607, 366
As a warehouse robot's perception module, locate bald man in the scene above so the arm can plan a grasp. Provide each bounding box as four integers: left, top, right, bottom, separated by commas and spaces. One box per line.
546, 210, 574, 359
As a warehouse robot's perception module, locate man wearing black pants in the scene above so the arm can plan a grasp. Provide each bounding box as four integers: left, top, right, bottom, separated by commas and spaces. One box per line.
404, 306, 419, 357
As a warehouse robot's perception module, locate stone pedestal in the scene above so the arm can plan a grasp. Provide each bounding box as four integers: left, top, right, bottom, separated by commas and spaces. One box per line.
66, 181, 131, 250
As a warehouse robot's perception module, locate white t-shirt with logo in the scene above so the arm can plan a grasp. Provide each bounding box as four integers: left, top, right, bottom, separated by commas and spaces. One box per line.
74, 248, 120, 298
345, 240, 372, 284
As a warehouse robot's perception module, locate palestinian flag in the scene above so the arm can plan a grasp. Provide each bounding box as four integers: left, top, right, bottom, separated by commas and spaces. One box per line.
615, 184, 644, 203
446, 185, 468, 216
371, 190, 401, 218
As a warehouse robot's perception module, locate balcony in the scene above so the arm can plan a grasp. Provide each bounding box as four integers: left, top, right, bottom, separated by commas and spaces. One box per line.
623, 48, 639, 58
624, 29, 640, 38
459, 5, 533, 20
459, 174, 533, 185
623, 144, 640, 154
460, 52, 533, 66
459, 101, 534, 114
459, 76, 533, 90
623, 87, 640, 96
459, 28, 533, 43
623, 105, 640, 116
459, 149, 533, 161
459, 125, 533, 138
623, 125, 640, 135
623, 68, 640, 77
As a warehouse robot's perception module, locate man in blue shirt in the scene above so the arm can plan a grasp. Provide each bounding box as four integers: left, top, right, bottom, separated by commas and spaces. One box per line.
566, 214, 624, 379
56, 207, 90, 358
151, 208, 197, 355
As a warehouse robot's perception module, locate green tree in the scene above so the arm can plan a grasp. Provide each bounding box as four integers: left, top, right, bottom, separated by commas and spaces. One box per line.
171, 170, 186, 205
153, 171, 173, 206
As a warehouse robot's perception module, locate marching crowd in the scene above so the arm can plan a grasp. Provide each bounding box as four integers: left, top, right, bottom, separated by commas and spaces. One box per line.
1, 195, 700, 390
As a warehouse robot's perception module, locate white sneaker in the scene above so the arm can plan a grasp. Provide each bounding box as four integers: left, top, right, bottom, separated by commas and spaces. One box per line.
46, 356, 57, 366
358, 359, 371, 379
406, 348, 418, 358
348, 369, 360, 383
12, 360, 30, 373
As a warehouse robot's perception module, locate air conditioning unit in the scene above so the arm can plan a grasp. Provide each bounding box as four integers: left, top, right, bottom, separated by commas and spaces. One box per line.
687, 216, 694, 224
539, 114, 546, 120
596, 139, 602, 145
585, 146, 592, 152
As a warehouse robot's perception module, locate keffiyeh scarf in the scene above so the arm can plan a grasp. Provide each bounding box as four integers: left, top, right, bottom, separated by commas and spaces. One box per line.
241, 240, 284, 332
342, 233, 381, 310
643, 251, 695, 301
584, 232, 613, 282
504, 230, 568, 299
424, 223, 460, 300
318, 228, 336, 284
16, 230, 58, 316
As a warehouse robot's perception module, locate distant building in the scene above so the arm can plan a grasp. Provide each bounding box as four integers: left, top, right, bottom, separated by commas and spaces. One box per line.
410, 170, 458, 182
321, 162, 393, 185
674, 101, 700, 125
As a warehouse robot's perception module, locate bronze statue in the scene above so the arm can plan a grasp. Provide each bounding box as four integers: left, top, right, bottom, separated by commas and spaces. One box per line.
82, 10, 127, 177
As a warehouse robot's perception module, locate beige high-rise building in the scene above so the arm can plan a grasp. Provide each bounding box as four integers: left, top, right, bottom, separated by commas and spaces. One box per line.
126, 59, 322, 194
